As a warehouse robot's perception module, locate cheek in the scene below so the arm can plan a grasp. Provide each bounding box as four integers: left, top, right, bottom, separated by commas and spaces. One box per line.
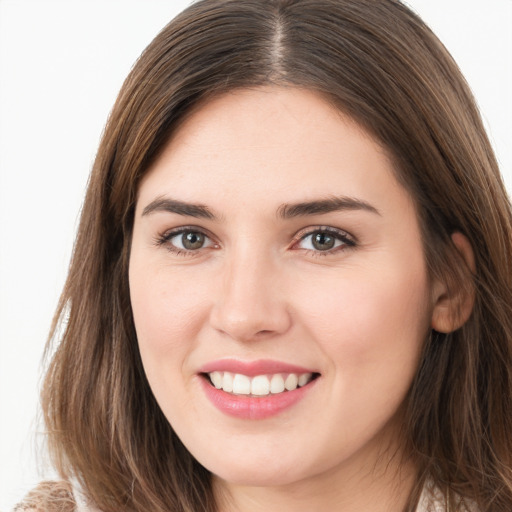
295, 259, 431, 381
291, 263, 431, 448
129, 259, 216, 424
128, 258, 214, 408
130, 262, 207, 349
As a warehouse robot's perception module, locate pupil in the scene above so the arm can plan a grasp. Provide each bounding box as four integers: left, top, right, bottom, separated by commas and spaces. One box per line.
183, 232, 204, 250
312, 232, 335, 250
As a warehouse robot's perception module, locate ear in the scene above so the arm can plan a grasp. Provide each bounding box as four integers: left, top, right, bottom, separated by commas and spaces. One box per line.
431, 232, 476, 333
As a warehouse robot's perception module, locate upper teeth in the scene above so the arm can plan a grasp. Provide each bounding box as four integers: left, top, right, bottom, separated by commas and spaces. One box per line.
207, 371, 314, 396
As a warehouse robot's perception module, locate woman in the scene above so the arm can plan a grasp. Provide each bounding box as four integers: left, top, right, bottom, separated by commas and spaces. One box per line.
15, 0, 512, 511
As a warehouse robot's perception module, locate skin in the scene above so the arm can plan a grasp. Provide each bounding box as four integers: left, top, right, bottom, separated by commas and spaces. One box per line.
129, 87, 445, 512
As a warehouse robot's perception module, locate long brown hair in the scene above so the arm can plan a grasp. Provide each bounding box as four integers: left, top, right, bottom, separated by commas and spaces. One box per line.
40, 1, 512, 511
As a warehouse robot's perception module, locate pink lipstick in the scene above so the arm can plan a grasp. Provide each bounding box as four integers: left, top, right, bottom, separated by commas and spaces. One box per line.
198, 359, 319, 420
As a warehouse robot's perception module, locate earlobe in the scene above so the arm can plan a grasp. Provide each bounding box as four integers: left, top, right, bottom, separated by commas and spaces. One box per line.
431, 232, 476, 333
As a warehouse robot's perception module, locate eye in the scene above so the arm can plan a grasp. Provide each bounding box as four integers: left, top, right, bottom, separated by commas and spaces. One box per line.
294, 227, 355, 254
173, 231, 208, 250
157, 228, 217, 254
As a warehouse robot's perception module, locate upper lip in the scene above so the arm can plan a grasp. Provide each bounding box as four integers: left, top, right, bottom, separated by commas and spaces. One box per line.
198, 359, 318, 377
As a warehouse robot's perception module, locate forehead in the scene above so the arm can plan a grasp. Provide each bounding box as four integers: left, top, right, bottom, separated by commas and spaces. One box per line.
137, 86, 414, 220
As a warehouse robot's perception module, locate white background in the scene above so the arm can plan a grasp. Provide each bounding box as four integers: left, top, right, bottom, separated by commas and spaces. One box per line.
0, 1, 510, 510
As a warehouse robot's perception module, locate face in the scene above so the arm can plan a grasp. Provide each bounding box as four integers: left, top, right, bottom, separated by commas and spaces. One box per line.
129, 87, 434, 490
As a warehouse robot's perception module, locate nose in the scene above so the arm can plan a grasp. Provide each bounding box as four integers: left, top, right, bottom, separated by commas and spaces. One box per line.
209, 247, 292, 342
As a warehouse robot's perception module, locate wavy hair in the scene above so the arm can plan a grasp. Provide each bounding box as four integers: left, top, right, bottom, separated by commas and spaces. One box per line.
39, 1, 512, 511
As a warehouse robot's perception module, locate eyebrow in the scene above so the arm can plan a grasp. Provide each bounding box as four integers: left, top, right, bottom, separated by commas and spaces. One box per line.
141, 195, 380, 220
141, 197, 216, 219
277, 196, 380, 218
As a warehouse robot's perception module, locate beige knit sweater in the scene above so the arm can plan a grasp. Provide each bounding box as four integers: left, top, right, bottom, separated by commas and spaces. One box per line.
14, 479, 477, 512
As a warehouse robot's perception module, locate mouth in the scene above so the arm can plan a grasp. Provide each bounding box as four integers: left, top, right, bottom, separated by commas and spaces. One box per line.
198, 359, 321, 419
202, 371, 320, 397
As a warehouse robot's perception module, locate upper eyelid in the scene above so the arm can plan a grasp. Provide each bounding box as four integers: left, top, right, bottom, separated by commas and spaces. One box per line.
159, 224, 354, 237
160, 225, 215, 239
293, 225, 356, 242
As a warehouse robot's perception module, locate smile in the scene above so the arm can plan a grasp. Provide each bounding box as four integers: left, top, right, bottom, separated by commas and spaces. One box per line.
207, 371, 316, 396
198, 359, 320, 419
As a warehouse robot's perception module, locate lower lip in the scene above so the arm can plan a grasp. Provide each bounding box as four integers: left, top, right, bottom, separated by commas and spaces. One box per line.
200, 376, 318, 420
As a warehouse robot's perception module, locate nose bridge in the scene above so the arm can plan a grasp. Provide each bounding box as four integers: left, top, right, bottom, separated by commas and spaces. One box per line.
210, 239, 291, 341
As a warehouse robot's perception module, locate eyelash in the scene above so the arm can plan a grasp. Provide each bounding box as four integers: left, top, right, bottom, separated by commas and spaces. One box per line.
154, 225, 356, 257
292, 226, 356, 257
154, 226, 218, 257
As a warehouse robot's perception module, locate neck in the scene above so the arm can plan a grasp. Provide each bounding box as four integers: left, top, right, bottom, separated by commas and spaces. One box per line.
213, 437, 417, 512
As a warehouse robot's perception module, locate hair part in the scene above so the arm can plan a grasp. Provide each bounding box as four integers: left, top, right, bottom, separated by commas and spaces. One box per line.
41, 1, 512, 511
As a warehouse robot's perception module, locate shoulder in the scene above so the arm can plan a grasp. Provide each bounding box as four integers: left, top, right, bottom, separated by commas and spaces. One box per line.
13, 481, 77, 512
13, 480, 103, 512
416, 482, 447, 512
72, 486, 102, 512
416, 480, 480, 512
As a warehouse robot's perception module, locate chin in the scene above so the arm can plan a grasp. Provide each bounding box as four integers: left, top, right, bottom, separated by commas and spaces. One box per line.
213, 468, 306, 488
202, 453, 311, 488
